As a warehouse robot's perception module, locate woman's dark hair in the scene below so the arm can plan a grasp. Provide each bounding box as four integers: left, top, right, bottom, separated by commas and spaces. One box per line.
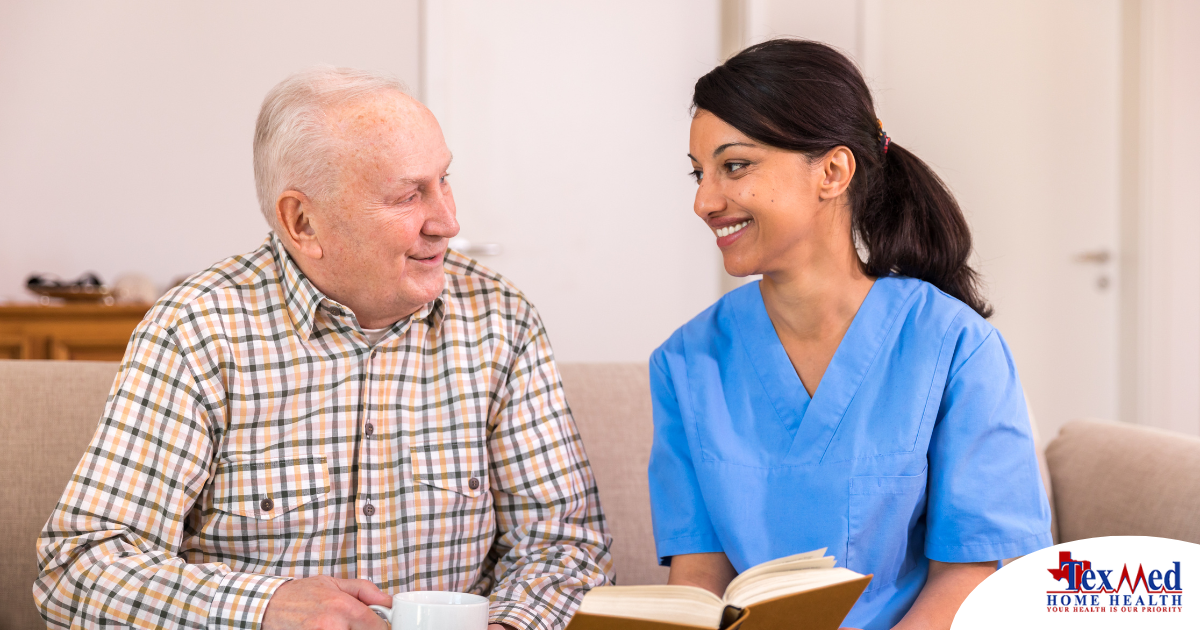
694, 39, 992, 318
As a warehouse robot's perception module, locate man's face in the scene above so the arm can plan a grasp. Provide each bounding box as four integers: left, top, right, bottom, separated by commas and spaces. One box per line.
312, 93, 459, 326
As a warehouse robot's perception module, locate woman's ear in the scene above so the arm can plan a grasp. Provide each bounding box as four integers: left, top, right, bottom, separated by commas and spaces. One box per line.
275, 191, 324, 260
818, 146, 856, 201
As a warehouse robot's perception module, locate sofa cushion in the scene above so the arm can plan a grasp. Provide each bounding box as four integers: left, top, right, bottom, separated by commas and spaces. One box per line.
0, 359, 119, 630
559, 362, 667, 586
1046, 419, 1200, 543
2, 359, 667, 630
1, 359, 666, 630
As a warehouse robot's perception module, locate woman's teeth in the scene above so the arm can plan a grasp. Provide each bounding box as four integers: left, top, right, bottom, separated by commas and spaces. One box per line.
716, 221, 749, 238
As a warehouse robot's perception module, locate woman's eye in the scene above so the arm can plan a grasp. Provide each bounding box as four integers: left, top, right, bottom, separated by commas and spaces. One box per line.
727, 162, 748, 174
689, 169, 703, 183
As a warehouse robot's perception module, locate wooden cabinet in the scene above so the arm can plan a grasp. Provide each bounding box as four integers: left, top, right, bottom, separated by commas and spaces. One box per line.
0, 304, 151, 361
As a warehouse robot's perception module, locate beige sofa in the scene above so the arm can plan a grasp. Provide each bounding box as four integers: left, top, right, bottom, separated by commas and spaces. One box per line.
3, 360, 1199, 630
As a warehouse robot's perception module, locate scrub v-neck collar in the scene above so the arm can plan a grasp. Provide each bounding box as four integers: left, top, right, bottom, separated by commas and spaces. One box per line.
729, 276, 917, 465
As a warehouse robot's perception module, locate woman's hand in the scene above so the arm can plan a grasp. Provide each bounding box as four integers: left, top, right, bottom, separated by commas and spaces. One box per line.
891, 560, 995, 630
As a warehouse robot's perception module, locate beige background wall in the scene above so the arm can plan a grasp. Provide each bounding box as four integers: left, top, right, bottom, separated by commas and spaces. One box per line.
0, 0, 722, 365
1, 1, 1196, 434
0, 0, 420, 302
743, 0, 1199, 438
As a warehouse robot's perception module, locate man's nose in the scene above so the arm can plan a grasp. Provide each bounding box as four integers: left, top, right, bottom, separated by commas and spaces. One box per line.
424, 184, 460, 238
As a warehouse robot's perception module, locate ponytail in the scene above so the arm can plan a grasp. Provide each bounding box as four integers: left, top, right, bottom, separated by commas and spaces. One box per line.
860, 142, 992, 317
693, 39, 992, 318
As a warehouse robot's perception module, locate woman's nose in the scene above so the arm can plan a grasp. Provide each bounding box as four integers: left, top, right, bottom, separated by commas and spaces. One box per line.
693, 176, 726, 219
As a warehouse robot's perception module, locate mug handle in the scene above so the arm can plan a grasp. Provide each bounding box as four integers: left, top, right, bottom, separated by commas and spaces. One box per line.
368, 605, 392, 626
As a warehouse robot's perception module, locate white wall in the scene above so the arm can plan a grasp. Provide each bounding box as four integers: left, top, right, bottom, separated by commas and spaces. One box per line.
422, 1, 722, 362
745, 0, 860, 58
0, 1, 420, 302
1137, 0, 1200, 435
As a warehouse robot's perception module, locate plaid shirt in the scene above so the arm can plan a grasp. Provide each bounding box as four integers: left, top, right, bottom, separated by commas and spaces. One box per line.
35, 236, 613, 630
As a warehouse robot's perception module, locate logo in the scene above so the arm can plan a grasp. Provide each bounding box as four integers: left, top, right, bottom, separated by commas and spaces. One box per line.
952, 537, 1199, 628
1046, 551, 1184, 614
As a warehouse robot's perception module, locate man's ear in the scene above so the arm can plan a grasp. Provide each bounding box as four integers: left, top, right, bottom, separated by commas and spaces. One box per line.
275, 191, 324, 259
818, 146, 856, 201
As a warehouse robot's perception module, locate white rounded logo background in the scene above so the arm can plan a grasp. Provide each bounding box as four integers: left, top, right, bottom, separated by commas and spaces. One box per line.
952, 536, 1199, 629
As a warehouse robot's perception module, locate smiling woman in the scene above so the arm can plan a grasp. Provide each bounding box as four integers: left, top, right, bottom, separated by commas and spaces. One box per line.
650, 39, 1052, 630
688, 40, 988, 318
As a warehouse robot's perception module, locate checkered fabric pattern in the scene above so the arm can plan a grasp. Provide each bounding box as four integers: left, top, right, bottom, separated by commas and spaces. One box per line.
34, 235, 614, 630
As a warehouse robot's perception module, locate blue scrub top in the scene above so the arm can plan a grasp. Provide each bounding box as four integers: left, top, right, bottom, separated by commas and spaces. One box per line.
648, 276, 1052, 630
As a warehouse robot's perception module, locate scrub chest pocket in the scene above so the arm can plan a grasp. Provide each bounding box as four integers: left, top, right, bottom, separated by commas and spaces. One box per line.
847, 469, 928, 593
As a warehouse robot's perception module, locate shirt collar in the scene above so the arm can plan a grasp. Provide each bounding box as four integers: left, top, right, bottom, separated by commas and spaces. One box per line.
273, 234, 326, 339
413, 288, 448, 331
271, 234, 447, 339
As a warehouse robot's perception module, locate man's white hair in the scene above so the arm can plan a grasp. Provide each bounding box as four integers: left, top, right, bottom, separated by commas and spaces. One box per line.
253, 66, 408, 231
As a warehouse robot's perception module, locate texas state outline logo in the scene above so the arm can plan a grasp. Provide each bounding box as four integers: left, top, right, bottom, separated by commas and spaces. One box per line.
951, 536, 1199, 629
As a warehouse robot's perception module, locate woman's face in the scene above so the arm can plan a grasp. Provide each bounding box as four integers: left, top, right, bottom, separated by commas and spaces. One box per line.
688, 109, 852, 279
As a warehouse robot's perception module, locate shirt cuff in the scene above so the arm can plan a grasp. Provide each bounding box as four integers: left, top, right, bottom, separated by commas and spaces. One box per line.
654, 532, 724, 566
927, 531, 1054, 564
206, 570, 293, 630
490, 600, 551, 630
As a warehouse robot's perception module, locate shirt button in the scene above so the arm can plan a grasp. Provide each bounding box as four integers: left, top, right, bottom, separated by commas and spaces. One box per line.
370, 349, 378, 359
260, 497, 274, 512
363, 503, 376, 517
365, 422, 375, 437
468, 477, 480, 490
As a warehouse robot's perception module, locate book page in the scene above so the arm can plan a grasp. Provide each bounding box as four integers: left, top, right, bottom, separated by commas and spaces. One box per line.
578, 585, 726, 629
726, 566, 865, 608
722, 548, 831, 600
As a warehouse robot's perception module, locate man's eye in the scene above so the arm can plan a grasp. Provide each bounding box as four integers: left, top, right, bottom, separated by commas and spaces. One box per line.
689, 169, 703, 183
440, 173, 450, 184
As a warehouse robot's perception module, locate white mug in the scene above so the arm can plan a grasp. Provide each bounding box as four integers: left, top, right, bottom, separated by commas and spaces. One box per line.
369, 591, 490, 630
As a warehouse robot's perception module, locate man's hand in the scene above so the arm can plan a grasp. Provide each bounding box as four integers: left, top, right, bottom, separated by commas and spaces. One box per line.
263, 576, 393, 630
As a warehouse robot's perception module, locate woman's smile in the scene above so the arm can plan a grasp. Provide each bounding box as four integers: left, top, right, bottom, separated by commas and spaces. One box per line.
713, 219, 752, 247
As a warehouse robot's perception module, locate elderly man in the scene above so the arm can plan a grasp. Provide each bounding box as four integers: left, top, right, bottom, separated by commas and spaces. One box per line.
34, 67, 613, 630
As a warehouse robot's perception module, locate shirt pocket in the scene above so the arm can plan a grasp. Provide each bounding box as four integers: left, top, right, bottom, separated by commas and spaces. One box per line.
410, 439, 488, 498
409, 438, 492, 580
847, 467, 928, 593
209, 454, 331, 554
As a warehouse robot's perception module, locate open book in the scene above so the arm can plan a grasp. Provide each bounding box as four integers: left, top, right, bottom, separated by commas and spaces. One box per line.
566, 549, 871, 630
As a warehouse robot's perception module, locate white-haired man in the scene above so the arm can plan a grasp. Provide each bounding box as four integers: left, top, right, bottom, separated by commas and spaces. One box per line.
35, 68, 613, 630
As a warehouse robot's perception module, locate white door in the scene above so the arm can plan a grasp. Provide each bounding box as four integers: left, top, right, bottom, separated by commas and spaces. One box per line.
866, 0, 1121, 441
743, 0, 1123, 440
420, 1, 723, 363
